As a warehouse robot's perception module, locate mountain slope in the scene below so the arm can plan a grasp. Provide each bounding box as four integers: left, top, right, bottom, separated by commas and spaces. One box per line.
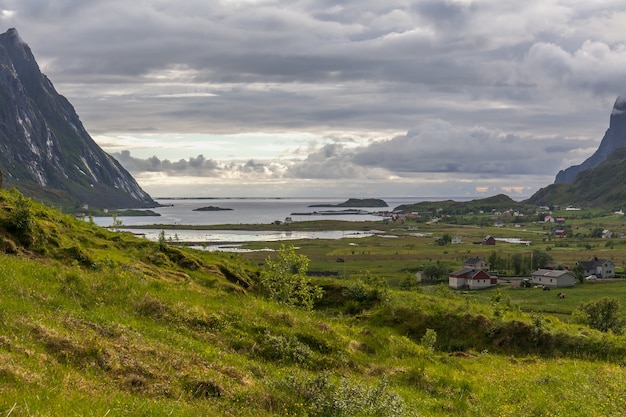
0, 189, 625, 415
526, 146, 626, 207
0, 28, 156, 209
555, 96, 626, 184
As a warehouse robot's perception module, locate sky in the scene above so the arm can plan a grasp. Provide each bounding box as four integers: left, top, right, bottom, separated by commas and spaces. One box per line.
1, 0, 626, 198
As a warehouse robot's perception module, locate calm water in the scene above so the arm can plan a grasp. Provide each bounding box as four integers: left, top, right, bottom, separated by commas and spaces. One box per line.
93, 196, 476, 248
93, 197, 432, 227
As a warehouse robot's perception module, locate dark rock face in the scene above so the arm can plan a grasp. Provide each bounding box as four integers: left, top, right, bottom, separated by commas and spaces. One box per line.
0, 28, 157, 209
555, 96, 626, 184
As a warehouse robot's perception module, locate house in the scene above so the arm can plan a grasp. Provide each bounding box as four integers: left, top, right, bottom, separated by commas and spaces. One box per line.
553, 229, 567, 238
451, 234, 462, 245
449, 268, 497, 290
577, 257, 615, 278
602, 229, 612, 239
482, 235, 496, 245
463, 257, 490, 271
531, 269, 576, 288
544, 215, 555, 223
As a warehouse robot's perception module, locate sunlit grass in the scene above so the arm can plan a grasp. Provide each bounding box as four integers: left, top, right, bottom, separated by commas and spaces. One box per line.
1, 189, 626, 415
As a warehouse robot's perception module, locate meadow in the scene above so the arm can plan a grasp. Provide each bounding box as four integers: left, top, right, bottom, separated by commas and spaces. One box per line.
1, 189, 625, 416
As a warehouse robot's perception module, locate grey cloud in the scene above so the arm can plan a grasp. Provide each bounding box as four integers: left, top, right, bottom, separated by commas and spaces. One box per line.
113, 151, 219, 176
351, 121, 584, 176
1, 0, 624, 187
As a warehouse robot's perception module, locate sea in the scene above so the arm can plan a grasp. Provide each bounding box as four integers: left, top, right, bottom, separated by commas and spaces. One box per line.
92, 196, 476, 250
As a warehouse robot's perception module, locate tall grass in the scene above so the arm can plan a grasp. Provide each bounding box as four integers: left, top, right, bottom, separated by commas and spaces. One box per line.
1, 190, 626, 415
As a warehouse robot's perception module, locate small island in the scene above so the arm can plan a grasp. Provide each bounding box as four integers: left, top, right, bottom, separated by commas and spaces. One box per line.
309, 198, 388, 208
193, 206, 233, 212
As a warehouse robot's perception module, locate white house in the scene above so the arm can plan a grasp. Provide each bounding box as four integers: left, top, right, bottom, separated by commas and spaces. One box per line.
531, 269, 576, 288
463, 257, 490, 271
449, 268, 496, 290
577, 257, 615, 278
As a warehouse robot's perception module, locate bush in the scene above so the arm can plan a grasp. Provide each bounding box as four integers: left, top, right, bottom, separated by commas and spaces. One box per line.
272, 373, 406, 417
4, 191, 34, 245
260, 245, 323, 310
256, 331, 313, 365
420, 328, 437, 352
573, 297, 624, 334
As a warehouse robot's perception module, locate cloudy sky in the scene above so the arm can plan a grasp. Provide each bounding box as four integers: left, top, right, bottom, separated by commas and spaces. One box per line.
2, 0, 626, 198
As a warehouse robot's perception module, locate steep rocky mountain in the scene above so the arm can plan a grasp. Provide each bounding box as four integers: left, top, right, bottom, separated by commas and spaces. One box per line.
555, 96, 626, 184
526, 146, 626, 208
0, 28, 156, 209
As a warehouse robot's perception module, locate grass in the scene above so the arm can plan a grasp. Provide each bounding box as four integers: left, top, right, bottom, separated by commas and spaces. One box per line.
1, 189, 626, 415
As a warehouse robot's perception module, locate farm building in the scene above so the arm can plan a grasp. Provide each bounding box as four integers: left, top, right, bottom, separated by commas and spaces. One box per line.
463, 257, 490, 271
449, 268, 497, 290
531, 269, 576, 288
577, 257, 615, 278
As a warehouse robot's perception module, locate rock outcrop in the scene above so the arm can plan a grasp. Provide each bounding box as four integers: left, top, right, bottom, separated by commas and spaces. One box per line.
555, 96, 626, 184
0, 28, 157, 209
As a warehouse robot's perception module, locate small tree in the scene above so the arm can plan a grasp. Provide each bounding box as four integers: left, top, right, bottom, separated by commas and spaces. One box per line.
572, 263, 585, 284
6, 191, 34, 244
158, 230, 167, 250
420, 328, 437, 352
260, 245, 323, 310
111, 214, 123, 231
574, 297, 624, 334
531, 249, 552, 269
422, 262, 447, 282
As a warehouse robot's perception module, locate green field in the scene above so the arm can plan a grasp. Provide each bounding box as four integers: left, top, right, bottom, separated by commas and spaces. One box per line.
1, 189, 626, 416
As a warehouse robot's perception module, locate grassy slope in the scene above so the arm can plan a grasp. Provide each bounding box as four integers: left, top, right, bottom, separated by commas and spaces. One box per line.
0, 189, 625, 416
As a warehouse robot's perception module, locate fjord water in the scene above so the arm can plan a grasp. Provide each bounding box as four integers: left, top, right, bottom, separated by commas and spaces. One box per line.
93, 197, 428, 227
92, 197, 472, 246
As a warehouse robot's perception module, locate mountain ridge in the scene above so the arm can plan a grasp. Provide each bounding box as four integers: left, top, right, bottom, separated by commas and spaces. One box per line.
0, 28, 157, 209
526, 146, 626, 207
555, 96, 626, 184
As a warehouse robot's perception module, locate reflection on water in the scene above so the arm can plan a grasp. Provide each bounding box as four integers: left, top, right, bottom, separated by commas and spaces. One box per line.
188, 245, 276, 253
123, 228, 376, 244
91, 197, 420, 227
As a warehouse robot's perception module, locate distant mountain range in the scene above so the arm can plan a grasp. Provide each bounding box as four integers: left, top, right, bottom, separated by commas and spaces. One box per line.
0, 28, 156, 210
526, 96, 626, 208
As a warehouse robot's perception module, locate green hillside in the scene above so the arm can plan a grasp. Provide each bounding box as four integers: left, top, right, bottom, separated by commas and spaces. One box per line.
0, 189, 625, 416
395, 193, 530, 215
527, 147, 626, 208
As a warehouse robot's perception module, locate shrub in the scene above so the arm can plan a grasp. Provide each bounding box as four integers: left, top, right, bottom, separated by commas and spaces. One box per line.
4, 191, 34, 245
273, 373, 406, 417
256, 330, 313, 365
260, 245, 323, 310
420, 328, 437, 352
573, 297, 624, 334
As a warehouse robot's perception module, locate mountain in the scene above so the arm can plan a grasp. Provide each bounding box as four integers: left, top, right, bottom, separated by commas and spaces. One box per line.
555, 96, 626, 184
395, 193, 528, 215
0, 28, 156, 209
526, 146, 626, 207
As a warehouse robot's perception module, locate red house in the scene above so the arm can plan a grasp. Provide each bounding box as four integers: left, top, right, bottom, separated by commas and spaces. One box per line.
449, 268, 497, 290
